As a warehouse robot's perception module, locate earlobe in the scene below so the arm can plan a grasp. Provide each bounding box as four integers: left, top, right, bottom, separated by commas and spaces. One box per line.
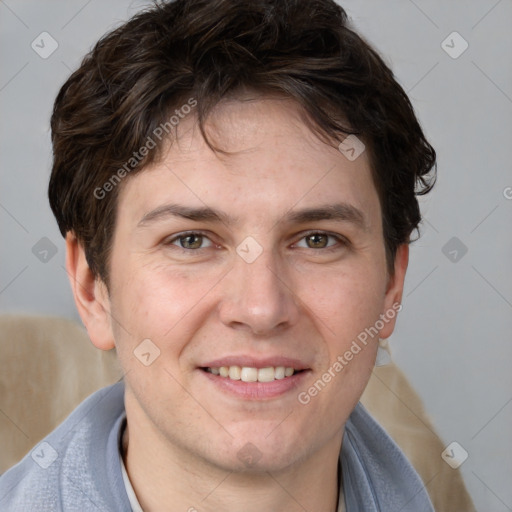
65, 232, 116, 350
379, 244, 409, 339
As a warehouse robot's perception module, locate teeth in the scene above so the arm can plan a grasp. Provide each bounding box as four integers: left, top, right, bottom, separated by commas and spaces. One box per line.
241, 367, 258, 382
274, 366, 285, 380
228, 366, 241, 380
257, 367, 275, 383
207, 365, 298, 382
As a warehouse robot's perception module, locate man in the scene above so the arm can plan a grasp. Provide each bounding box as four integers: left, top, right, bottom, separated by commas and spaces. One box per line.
0, 0, 438, 510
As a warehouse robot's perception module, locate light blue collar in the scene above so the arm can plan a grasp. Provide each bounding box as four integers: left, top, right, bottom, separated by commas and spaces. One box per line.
341, 402, 434, 511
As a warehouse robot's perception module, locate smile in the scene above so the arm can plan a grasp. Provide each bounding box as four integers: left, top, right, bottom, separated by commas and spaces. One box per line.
205, 366, 300, 382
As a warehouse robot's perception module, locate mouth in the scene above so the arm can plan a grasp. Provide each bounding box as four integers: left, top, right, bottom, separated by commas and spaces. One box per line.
202, 365, 304, 382
198, 359, 311, 400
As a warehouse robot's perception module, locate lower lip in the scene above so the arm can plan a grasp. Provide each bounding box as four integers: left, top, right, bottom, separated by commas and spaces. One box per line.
199, 369, 310, 400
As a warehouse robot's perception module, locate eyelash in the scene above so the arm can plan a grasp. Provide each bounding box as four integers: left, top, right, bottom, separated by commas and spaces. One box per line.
164, 230, 349, 253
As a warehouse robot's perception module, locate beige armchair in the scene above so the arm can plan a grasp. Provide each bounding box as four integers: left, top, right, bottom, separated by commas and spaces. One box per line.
0, 314, 475, 511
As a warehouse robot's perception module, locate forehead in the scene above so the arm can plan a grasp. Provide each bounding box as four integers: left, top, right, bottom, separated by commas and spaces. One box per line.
116, 97, 381, 231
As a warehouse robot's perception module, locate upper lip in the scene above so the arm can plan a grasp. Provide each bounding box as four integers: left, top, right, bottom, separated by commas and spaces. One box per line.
200, 356, 310, 370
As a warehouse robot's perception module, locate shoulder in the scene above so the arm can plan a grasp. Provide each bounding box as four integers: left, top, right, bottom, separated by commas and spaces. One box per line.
0, 381, 130, 512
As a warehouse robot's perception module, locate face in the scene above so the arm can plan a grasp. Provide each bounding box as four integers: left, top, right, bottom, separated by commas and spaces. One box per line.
80, 96, 406, 474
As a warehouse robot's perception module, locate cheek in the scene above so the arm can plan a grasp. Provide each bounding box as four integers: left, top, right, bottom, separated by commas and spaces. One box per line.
302, 264, 387, 344
298, 268, 386, 411
300, 265, 387, 403
109, 262, 220, 356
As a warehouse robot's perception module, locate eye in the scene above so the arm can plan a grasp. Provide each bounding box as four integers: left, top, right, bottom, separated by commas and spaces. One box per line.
294, 231, 347, 251
163, 230, 348, 253
166, 231, 214, 250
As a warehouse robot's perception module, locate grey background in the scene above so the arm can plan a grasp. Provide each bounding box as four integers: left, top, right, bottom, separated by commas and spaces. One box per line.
1, 0, 511, 509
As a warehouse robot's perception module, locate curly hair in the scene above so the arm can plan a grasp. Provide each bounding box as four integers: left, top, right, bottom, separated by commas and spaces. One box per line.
48, 0, 436, 285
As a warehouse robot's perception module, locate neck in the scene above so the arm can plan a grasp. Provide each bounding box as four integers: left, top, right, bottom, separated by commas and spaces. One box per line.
121, 414, 343, 512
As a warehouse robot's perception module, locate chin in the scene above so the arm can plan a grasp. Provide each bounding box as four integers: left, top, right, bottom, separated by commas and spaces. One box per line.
200, 428, 311, 474
212, 449, 302, 475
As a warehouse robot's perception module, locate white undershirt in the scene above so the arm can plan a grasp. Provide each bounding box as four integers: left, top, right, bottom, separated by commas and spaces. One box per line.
120, 451, 144, 512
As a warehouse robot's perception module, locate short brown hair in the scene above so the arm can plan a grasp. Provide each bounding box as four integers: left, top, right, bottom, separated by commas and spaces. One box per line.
48, 0, 436, 285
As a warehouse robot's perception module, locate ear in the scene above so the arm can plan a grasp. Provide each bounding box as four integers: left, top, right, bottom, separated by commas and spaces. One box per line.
379, 244, 409, 339
65, 232, 116, 350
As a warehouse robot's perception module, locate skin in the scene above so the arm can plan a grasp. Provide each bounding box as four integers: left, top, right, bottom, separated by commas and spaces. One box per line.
67, 95, 408, 512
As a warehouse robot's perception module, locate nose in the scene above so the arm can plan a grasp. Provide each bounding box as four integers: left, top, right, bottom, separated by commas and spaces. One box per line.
218, 244, 301, 336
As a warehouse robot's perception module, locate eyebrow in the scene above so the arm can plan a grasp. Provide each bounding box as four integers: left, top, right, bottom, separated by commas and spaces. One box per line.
137, 202, 368, 231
